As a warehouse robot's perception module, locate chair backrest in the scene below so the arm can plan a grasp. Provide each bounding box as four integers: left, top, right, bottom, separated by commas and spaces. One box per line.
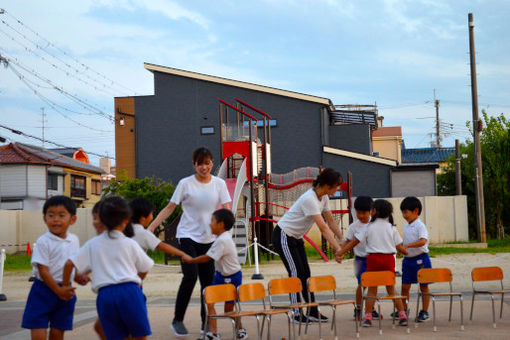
268, 277, 302, 295
308, 275, 336, 293
238, 283, 266, 302
361, 271, 395, 288
472, 266, 504, 282
418, 268, 452, 284
204, 283, 237, 304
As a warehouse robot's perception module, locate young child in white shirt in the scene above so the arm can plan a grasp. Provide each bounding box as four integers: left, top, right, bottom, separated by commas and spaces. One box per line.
62, 196, 154, 340
400, 196, 432, 323
183, 208, 246, 340
129, 197, 191, 260
337, 199, 408, 327
21, 195, 84, 340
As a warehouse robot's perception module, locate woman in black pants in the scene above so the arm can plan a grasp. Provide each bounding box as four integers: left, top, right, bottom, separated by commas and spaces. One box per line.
272, 168, 343, 323
149, 147, 231, 337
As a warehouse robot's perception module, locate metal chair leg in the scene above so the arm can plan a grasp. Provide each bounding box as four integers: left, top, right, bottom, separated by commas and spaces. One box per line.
266, 315, 271, 340
415, 291, 421, 327
332, 306, 337, 340
470, 292, 475, 320
203, 316, 209, 340
432, 297, 437, 332
500, 293, 504, 319
377, 301, 382, 335
460, 296, 465, 331
491, 295, 496, 328
232, 318, 237, 340
449, 295, 453, 322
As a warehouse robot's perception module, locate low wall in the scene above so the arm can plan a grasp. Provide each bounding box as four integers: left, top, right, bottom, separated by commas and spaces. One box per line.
0, 195, 468, 254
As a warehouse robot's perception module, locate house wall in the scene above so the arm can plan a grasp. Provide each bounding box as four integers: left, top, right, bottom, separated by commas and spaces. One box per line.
114, 97, 136, 178
26, 165, 47, 199
0, 164, 28, 197
322, 152, 393, 197
327, 124, 372, 155
391, 169, 436, 197
62, 168, 102, 208
372, 137, 402, 163
133, 72, 325, 184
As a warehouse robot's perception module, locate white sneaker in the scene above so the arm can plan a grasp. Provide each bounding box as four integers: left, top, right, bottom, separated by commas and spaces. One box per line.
237, 328, 248, 339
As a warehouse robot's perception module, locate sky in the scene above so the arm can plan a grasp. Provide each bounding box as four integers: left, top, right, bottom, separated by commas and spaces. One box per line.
1, 0, 509, 167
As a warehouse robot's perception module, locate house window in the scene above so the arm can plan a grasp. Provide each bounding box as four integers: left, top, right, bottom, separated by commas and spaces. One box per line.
243, 119, 277, 128
70, 175, 86, 198
201, 126, 215, 135
91, 180, 102, 195
48, 174, 58, 191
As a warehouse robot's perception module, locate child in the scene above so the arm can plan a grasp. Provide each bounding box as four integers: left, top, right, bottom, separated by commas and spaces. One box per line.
62, 196, 154, 340
183, 209, 246, 340
91, 201, 106, 340
337, 199, 408, 327
339, 196, 379, 321
400, 196, 431, 322
129, 197, 191, 260
21, 195, 81, 340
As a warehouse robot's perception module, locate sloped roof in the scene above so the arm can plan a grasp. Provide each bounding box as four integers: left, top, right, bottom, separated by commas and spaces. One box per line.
143, 62, 335, 110
0, 143, 103, 174
372, 126, 402, 137
401, 147, 455, 164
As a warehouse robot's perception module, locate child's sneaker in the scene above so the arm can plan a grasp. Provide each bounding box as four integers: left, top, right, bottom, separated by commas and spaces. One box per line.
398, 317, 408, 327
390, 309, 410, 318
237, 328, 248, 339
292, 314, 311, 324
415, 310, 430, 323
308, 310, 329, 323
200, 331, 220, 340
362, 318, 372, 327
371, 309, 381, 320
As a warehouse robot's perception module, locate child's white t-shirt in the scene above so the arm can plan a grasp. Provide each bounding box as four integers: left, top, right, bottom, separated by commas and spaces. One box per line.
171, 175, 231, 244
359, 218, 403, 254
31, 232, 79, 282
403, 218, 429, 257
70, 230, 154, 293
345, 220, 368, 257
278, 188, 330, 239
206, 231, 241, 277
132, 223, 161, 251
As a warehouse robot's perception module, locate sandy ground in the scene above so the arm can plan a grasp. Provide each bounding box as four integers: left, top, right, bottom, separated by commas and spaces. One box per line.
2, 253, 510, 339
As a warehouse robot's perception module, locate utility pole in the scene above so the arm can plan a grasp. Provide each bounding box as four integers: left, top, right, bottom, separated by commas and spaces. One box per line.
41, 107, 46, 148
455, 139, 462, 195
434, 89, 441, 147
468, 13, 486, 243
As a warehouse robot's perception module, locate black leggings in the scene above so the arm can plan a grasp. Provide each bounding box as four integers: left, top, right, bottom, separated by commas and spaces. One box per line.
272, 225, 316, 312
173, 238, 215, 324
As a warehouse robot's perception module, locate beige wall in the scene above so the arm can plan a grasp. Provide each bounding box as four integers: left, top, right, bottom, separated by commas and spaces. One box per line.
1, 195, 468, 254
372, 137, 402, 163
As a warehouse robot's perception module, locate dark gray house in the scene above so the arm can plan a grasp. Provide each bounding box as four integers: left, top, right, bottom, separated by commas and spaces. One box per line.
115, 63, 397, 197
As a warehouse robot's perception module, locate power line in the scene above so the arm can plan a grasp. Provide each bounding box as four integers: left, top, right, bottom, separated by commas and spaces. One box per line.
1, 9, 137, 95
0, 123, 114, 159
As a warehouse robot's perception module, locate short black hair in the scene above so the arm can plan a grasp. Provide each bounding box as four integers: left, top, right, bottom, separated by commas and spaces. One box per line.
192, 147, 213, 165
371, 199, 394, 225
354, 196, 373, 212
92, 200, 103, 214
100, 196, 132, 234
129, 197, 155, 223
212, 209, 235, 231
400, 196, 422, 215
43, 195, 76, 216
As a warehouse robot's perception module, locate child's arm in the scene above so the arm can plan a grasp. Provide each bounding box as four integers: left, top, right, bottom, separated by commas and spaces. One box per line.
62, 260, 75, 287
396, 243, 409, 255
138, 272, 148, 280
39, 263, 75, 301
336, 238, 360, 259
404, 238, 427, 249
156, 241, 191, 261
182, 254, 212, 264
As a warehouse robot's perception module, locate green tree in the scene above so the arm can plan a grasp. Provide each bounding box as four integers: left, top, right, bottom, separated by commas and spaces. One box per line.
102, 170, 180, 236
438, 111, 510, 239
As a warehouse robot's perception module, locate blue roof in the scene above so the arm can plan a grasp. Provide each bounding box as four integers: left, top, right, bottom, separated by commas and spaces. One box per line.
401, 147, 455, 164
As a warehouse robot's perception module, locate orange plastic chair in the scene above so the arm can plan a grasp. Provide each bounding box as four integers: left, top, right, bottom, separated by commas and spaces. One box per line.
203, 283, 240, 339
237, 283, 292, 340
416, 268, 464, 331
268, 277, 318, 338
360, 271, 410, 335
307, 275, 359, 339
470, 266, 510, 328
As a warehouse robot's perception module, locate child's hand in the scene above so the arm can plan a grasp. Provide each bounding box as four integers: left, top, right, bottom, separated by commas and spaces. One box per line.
182, 254, 193, 263
335, 255, 343, 264
74, 273, 91, 286
57, 286, 76, 301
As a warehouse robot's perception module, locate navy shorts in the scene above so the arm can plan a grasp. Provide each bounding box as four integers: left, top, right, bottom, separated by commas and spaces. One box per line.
97, 282, 151, 340
21, 279, 77, 330
212, 270, 243, 288
353, 256, 367, 285
402, 253, 432, 285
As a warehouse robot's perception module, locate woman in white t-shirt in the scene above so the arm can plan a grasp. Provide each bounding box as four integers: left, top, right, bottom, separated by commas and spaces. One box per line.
148, 147, 231, 337
272, 168, 344, 323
